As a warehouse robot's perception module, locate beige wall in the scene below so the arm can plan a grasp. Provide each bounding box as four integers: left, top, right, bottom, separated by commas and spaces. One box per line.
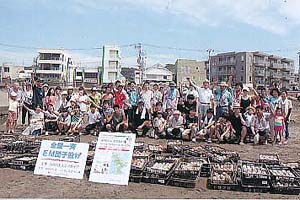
175, 59, 206, 86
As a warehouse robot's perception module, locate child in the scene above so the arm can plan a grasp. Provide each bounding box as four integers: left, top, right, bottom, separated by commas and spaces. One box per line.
273, 107, 285, 145
215, 113, 234, 143
6, 92, 19, 134
69, 105, 83, 135
57, 108, 71, 135
152, 111, 166, 138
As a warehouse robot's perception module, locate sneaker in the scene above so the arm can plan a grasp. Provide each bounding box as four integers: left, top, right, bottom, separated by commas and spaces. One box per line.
283, 140, 288, 144
45, 131, 49, 136
239, 142, 245, 145
207, 139, 212, 143
278, 142, 282, 145
192, 138, 197, 143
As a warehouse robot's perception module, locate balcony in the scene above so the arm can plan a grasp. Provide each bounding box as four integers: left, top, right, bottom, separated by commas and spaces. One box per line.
253, 60, 269, 66
269, 63, 283, 69
35, 69, 62, 74
38, 58, 63, 65
270, 73, 282, 79
254, 71, 265, 77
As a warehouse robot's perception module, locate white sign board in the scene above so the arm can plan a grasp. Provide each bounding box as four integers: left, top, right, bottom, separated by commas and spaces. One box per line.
89, 132, 136, 185
34, 140, 89, 179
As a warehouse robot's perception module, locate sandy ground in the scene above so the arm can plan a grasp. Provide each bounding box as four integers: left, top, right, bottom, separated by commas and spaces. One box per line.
0, 98, 300, 198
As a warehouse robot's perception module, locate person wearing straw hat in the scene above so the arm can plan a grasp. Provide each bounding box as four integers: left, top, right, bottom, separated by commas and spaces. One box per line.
215, 81, 233, 120
166, 110, 184, 139
189, 78, 214, 118
6, 91, 19, 134
228, 102, 247, 145
244, 106, 256, 137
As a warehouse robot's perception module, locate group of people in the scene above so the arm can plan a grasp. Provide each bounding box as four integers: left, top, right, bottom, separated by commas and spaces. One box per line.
5, 75, 293, 145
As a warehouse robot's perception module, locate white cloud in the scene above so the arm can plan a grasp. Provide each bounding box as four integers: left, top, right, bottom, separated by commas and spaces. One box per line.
72, 0, 300, 35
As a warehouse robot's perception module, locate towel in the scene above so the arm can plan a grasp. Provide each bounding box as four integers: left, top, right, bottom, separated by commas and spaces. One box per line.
136, 106, 147, 119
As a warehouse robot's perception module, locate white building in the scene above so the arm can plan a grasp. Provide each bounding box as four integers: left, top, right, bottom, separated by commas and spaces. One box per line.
36, 49, 73, 83
1, 63, 24, 82
143, 63, 173, 83
101, 45, 121, 83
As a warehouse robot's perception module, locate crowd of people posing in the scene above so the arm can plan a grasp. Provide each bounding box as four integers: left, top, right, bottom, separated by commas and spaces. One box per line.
5, 75, 293, 145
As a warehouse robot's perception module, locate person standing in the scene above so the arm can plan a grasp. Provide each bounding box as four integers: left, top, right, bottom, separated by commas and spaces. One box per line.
140, 82, 154, 110
21, 82, 33, 125
164, 82, 180, 111
214, 82, 233, 120
32, 78, 44, 109
189, 78, 214, 118
279, 90, 292, 144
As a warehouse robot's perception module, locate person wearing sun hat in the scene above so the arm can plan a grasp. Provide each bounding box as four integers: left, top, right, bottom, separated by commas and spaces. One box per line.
214, 81, 233, 120
228, 102, 247, 145
244, 106, 256, 137
189, 78, 214, 118
166, 110, 184, 139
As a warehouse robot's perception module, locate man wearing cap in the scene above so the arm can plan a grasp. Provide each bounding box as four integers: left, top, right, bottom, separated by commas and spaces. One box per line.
66, 86, 74, 102
189, 78, 214, 118
166, 110, 184, 139
32, 77, 45, 109
228, 103, 247, 145
215, 81, 233, 120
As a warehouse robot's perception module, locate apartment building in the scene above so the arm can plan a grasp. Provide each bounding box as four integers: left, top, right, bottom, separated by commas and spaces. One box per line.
1, 63, 24, 82
101, 45, 121, 83
36, 49, 73, 84
174, 59, 207, 86
210, 52, 295, 89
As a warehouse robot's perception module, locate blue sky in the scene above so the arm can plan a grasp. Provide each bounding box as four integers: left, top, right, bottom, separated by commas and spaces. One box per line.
1, 0, 300, 71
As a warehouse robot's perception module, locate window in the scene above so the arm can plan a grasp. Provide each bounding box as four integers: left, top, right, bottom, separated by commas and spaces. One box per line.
109, 61, 118, 69
241, 76, 243, 81
241, 66, 244, 70
241, 56, 244, 62
76, 72, 82, 76
249, 76, 252, 82
219, 67, 222, 71
4, 67, 9, 72
163, 75, 168, 80
85, 73, 97, 79
109, 50, 118, 58
108, 72, 116, 80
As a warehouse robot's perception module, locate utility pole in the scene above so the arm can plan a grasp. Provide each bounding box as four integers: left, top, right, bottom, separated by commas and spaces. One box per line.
135, 43, 146, 84
206, 49, 214, 82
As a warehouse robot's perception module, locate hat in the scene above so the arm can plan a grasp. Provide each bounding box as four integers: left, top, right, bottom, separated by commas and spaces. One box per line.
61, 91, 68, 95
207, 108, 214, 114
246, 106, 255, 112
173, 110, 181, 115
26, 82, 32, 86
169, 82, 176, 87
232, 103, 242, 109
187, 94, 195, 100
42, 83, 49, 88
203, 79, 210, 84
219, 82, 228, 87
67, 86, 73, 90
10, 92, 17, 97
243, 87, 250, 92
91, 87, 98, 91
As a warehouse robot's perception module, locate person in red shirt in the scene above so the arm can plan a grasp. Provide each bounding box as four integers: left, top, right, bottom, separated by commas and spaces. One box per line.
114, 85, 126, 109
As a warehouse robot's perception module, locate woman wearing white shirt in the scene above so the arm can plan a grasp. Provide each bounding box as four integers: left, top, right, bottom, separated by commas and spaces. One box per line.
140, 82, 153, 110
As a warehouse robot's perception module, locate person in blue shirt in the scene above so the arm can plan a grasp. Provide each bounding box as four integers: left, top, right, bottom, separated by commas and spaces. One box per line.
214, 82, 233, 120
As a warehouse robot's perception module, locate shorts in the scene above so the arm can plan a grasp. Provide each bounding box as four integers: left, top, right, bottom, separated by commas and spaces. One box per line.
246, 127, 252, 135
274, 126, 284, 132
8, 111, 17, 122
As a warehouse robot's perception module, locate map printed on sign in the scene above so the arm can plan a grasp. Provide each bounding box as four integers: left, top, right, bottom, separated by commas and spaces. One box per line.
89, 132, 136, 185
34, 140, 89, 179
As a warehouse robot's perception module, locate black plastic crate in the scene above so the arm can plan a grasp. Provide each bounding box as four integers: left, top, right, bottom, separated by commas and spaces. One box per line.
134, 142, 145, 151
166, 140, 183, 153
145, 159, 177, 176
173, 157, 205, 179
9, 164, 35, 171
147, 144, 164, 154
239, 160, 271, 190
168, 177, 198, 188
268, 166, 300, 195
258, 154, 280, 165
184, 146, 208, 159
208, 169, 239, 191
240, 184, 270, 193
129, 173, 143, 183
12, 156, 36, 166
142, 173, 171, 185
131, 156, 148, 175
